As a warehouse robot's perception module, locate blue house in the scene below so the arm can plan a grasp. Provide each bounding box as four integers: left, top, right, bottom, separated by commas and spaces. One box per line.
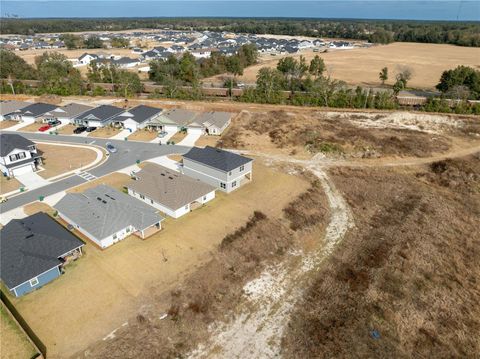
0, 212, 84, 297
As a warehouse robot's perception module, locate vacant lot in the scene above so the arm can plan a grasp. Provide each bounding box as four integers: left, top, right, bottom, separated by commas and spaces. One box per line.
88, 126, 122, 138
18, 122, 44, 132
127, 129, 158, 142
67, 172, 130, 193
282, 154, 480, 358
0, 120, 19, 129
207, 42, 480, 89
0, 176, 22, 195
36, 143, 98, 179
0, 303, 38, 359
57, 124, 77, 135
12, 162, 309, 358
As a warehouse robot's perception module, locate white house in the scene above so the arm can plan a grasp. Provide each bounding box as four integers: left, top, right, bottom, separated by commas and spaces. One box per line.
111, 105, 163, 132
182, 146, 253, 193
127, 163, 216, 218
73, 105, 125, 128
49, 103, 93, 124
0, 100, 30, 121
75, 53, 100, 67
5, 102, 59, 123
54, 185, 164, 249
0, 134, 42, 177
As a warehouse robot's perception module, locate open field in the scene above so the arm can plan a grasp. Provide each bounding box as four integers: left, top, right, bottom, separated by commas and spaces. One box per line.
127, 129, 158, 142
11, 162, 309, 358
88, 126, 121, 138
36, 143, 98, 179
0, 176, 22, 195
0, 303, 38, 359
0, 120, 19, 129
282, 155, 480, 358
205, 42, 480, 89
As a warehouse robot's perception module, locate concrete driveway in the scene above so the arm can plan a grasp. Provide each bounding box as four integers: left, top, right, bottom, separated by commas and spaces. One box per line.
16, 171, 50, 190
111, 128, 134, 140
177, 132, 201, 147
151, 129, 176, 144
146, 155, 182, 171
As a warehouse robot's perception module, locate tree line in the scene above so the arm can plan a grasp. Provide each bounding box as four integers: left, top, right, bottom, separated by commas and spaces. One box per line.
1, 18, 479, 47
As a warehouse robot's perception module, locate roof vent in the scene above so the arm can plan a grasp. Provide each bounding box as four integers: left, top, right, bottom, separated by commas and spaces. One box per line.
102, 200, 107, 204
97, 197, 102, 201
25, 234, 34, 239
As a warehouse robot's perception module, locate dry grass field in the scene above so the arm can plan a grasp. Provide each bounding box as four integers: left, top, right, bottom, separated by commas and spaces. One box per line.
67, 172, 130, 193
0, 303, 38, 359
0, 176, 22, 195
127, 129, 158, 142
0, 120, 19, 129
88, 126, 122, 138
169, 131, 188, 143
206, 42, 480, 89
11, 163, 309, 358
18, 122, 44, 132
36, 143, 98, 179
56, 124, 77, 135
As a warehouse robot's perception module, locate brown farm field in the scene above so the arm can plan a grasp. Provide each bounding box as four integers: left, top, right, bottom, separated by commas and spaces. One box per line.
206, 42, 480, 89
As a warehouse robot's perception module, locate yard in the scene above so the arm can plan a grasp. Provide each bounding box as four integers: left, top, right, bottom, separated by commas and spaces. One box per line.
57, 124, 77, 135
36, 143, 99, 179
0, 176, 22, 195
11, 162, 310, 358
88, 126, 122, 138
0, 120, 19, 129
127, 129, 158, 142
169, 131, 188, 144
195, 135, 220, 148
0, 303, 38, 359
17, 122, 44, 132
67, 172, 131, 193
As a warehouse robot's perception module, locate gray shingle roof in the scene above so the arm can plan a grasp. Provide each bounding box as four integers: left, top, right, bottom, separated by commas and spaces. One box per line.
53, 103, 93, 118
11, 102, 58, 117
112, 105, 163, 124
183, 146, 252, 172
127, 163, 215, 211
0, 100, 30, 116
0, 133, 35, 157
73, 105, 124, 123
54, 185, 164, 240
0, 212, 85, 289
196, 111, 233, 129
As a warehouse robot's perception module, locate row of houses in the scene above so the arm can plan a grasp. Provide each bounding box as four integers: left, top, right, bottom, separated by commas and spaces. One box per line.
0, 133, 253, 297
0, 100, 234, 135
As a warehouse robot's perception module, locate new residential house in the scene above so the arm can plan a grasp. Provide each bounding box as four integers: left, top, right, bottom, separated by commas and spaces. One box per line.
182, 146, 253, 193
55, 185, 164, 249
49, 103, 93, 124
0, 212, 84, 297
195, 112, 233, 135
0, 133, 42, 177
111, 105, 163, 132
127, 163, 216, 218
73, 105, 125, 128
0, 100, 30, 121
5, 102, 59, 122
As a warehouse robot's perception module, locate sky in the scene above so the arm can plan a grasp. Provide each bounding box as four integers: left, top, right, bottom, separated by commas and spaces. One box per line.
1, 1, 479, 21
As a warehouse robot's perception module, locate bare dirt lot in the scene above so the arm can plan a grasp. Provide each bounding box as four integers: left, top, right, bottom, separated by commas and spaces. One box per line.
36, 143, 98, 179
88, 126, 122, 138
205, 42, 480, 89
127, 129, 158, 142
282, 155, 480, 358
0, 120, 19, 129
12, 163, 309, 358
18, 122, 44, 132
0, 176, 22, 195
219, 109, 480, 160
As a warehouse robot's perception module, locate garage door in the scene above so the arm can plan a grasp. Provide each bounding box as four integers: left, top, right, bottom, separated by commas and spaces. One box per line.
164, 125, 178, 132
12, 165, 34, 177
188, 127, 203, 135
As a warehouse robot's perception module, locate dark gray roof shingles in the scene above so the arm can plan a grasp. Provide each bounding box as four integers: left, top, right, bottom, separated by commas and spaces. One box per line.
0, 133, 35, 157
183, 146, 252, 172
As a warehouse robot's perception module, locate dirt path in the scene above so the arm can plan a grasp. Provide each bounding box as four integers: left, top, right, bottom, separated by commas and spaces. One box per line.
188, 165, 354, 358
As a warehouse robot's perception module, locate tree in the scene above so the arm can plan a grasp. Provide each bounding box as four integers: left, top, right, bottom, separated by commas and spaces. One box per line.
237, 43, 258, 66
395, 67, 412, 88
226, 56, 243, 78
111, 38, 129, 48
436, 66, 480, 99
254, 67, 284, 104
392, 79, 405, 95
60, 34, 83, 50
178, 52, 199, 84
0, 50, 37, 80
84, 36, 103, 49
35, 52, 83, 95
379, 67, 388, 85
277, 56, 308, 92
116, 70, 143, 97
309, 55, 326, 77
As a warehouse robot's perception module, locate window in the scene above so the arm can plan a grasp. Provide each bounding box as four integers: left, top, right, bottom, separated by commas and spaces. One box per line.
113, 234, 118, 240
203, 196, 207, 201
17, 152, 26, 159
30, 277, 39, 286
9, 155, 16, 161
220, 182, 226, 189
232, 181, 237, 188
9, 153, 26, 162
126, 227, 131, 233
239, 165, 245, 172
140, 194, 145, 200
228, 171, 232, 176
150, 199, 154, 204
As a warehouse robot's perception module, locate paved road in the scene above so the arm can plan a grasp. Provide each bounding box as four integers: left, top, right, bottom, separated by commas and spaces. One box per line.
0, 131, 190, 213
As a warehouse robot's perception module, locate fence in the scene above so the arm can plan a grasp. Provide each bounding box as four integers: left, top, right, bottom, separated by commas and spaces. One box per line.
0, 288, 47, 358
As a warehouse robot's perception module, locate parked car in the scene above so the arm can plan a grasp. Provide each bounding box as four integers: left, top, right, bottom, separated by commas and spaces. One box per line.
48, 119, 61, 126
86, 126, 97, 132
39, 124, 52, 132
157, 131, 168, 138
106, 142, 117, 153
73, 126, 87, 134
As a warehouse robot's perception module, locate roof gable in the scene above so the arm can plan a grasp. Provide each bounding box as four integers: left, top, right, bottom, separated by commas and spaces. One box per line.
0, 133, 34, 157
